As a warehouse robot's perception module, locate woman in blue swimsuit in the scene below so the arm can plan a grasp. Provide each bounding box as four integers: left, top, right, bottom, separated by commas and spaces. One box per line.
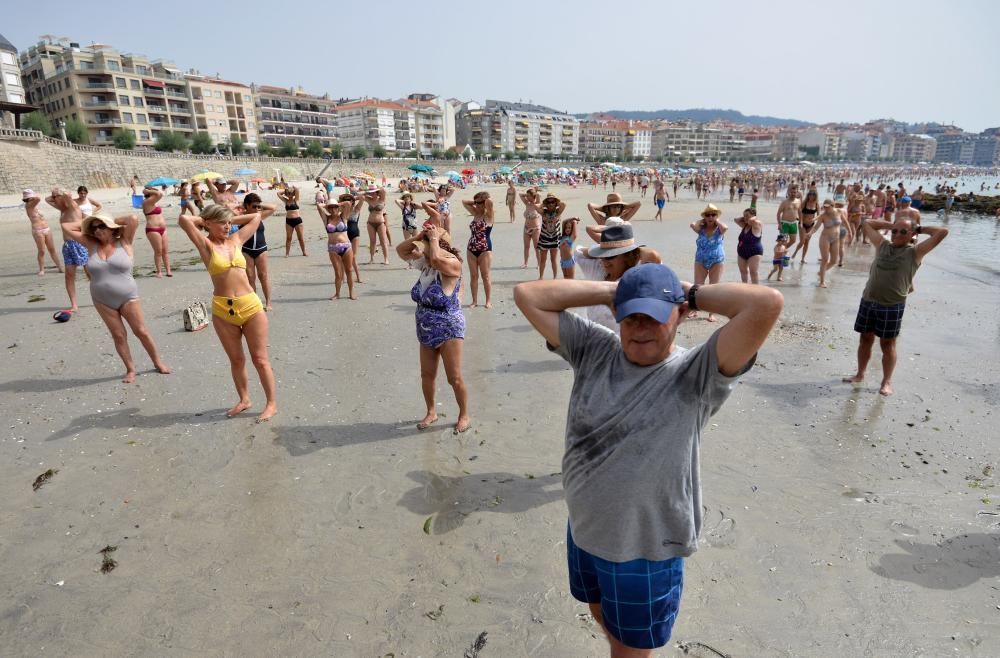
689, 203, 728, 321
396, 223, 470, 434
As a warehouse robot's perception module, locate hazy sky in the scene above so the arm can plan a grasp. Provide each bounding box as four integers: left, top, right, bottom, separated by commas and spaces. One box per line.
5, 0, 998, 131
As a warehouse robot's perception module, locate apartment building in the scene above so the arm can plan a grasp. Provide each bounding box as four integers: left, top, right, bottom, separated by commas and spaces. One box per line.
771, 131, 800, 161
186, 74, 257, 149
891, 134, 937, 162
0, 33, 31, 129
406, 93, 453, 152
335, 98, 415, 154
972, 133, 1000, 166
579, 121, 625, 161
253, 84, 338, 150
933, 133, 977, 164
19, 38, 197, 147
741, 130, 775, 160
651, 123, 744, 162
456, 100, 579, 157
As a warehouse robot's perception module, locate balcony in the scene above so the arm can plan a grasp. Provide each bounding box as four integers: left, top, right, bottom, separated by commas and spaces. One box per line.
86, 118, 122, 127
150, 120, 169, 128
168, 106, 191, 116
144, 88, 165, 97
166, 90, 188, 99
83, 82, 114, 90
84, 100, 117, 108
172, 122, 193, 131
147, 105, 167, 113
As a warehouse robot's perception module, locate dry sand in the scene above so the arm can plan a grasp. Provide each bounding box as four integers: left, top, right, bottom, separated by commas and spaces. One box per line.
1, 180, 999, 657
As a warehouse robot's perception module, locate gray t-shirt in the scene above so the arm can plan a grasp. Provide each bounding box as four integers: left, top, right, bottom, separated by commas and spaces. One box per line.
551, 311, 753, 562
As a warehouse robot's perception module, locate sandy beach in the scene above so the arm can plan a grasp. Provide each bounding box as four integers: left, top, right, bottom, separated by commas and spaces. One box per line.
1, 179, 999, 657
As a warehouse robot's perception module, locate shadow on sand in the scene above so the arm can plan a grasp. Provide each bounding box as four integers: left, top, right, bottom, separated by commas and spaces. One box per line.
870, 533, 1000, 589
0, 375, 123, 393
45, 406, 230, 441
398, 470, 563, 534
273, 420, 427, 456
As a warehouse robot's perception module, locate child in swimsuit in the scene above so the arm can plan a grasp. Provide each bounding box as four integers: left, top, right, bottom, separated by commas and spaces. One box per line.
767, 235, 788, 282
558, 218, 580, 279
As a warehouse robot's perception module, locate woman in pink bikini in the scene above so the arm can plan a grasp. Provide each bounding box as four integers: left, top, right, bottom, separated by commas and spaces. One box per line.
141, 187, 171, 277
23, 189, 63, 275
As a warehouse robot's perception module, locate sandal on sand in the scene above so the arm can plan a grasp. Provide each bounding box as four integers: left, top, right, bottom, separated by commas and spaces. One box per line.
417, 416, 439, 430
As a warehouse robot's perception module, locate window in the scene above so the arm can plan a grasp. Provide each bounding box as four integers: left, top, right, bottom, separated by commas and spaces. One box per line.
123, 112, 134, 123
6, 72, 22, 87
139, 130, 150, 140
68, 96, 74, 106
136, 115, 146, 124
0, 52, 15, 65
119, 95, 130, 105
9, 92, 23, 103
116, 77, 126, 88
134, 97, 143, 107
214, 91, 222, 98
107, 61, 120, 71
130, 79, 140, 90
244, 94, 251, 102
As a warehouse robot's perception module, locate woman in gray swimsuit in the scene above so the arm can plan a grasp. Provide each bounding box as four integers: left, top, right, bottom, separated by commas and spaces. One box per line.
65, 212, 170, 383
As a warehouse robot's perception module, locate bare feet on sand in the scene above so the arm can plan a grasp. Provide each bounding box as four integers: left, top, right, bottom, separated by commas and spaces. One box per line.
122, 371, 137, 383
417, 413, 439, 430
879, 382, 893, 396
256, 403, 278, 423
842, 375, 864, 384
454, 416, 471, 434
155, 363, 172, 375
227, 399, 252, 417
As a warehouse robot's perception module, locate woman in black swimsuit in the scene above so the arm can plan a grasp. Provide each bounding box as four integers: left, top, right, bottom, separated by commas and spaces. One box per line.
278, 186, 306, 257
792, 189, 820, 264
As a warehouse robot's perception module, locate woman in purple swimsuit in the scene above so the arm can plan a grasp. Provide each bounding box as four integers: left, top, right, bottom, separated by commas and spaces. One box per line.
396, 223, 470, 434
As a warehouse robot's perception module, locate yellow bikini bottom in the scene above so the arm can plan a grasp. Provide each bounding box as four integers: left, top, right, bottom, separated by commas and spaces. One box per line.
212, 292, 263, 327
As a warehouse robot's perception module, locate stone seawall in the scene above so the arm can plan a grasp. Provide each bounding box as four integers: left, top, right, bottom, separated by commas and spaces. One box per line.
0, 131, 587, 195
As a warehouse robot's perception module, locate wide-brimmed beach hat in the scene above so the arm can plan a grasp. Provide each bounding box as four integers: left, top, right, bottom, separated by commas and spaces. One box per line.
614, 263, 686, 324
605, 217, 627, 227
22, 188, 38, 200
601, 193, 626, 211
82, 212, 118, 235
700, 203, 721, 217
543, 193, 561, 205
588, 224, 642, 258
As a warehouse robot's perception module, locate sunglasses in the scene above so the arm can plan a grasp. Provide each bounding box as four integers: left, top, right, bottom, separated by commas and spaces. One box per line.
890, 229, 910, 235
704, 213, 719, 218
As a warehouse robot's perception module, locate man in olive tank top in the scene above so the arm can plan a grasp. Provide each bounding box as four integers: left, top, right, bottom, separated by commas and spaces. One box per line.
843, 216, 948, 396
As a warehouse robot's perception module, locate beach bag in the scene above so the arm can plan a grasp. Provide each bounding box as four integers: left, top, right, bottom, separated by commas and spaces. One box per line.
183, 301, 209, 332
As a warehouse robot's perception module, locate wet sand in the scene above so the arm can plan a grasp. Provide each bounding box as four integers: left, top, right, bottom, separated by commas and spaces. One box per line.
1, 182, 999, 656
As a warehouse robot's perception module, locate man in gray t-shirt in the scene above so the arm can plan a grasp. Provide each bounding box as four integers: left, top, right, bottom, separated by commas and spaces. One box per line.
514, 264, 782, 656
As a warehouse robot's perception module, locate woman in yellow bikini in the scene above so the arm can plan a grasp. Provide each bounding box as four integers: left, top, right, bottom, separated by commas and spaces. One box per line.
178, 204, 277, 422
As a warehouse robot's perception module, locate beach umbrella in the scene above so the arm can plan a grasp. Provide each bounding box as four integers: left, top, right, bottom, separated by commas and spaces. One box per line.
354, 172, 375, 180
250, 177, 266, 183
461, 168, 475, 175
409, 163, 434, 173
234, 167, 257, 176
145, 176, 179, 187
411, 173, 429, 179
498, 166, 513, 174
191, 170, 224, 182
443, 170, 461, 177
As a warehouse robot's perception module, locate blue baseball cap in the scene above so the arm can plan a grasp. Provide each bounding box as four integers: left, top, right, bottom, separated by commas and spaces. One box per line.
899, 195, 912, 203
614, 264, 686, 324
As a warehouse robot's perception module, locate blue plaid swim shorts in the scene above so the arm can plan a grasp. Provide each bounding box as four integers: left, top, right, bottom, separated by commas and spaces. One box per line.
567, 524, 684, 650
854, 299, 906, 339
62, 239, 89, 267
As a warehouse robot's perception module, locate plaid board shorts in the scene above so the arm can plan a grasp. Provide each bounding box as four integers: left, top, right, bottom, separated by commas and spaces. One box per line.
62, 239, 89, 267
567, 525, 684, 649
854, 299, 906, 339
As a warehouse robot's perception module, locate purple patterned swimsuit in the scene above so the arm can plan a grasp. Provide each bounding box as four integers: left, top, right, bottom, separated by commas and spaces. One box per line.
411, 268, 465, 349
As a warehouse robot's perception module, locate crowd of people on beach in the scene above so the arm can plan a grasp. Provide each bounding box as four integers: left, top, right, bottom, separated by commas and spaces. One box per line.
18, 162, 973, 656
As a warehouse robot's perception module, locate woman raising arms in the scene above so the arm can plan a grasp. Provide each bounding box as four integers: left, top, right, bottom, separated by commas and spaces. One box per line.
363, 187, 391, 265
537, 194, 566, 279
689, 204, 728, 321
141, 186, 172, 277
519, 187, 542, 269
63, 212, 169, 382
318, 199, 356, 300
460, 191, 494, 308
340, 193, 365, 283
395, 193, 420, 240
178, 205, 277, 422
396, 223, 470, 434
277, 185, 307, 257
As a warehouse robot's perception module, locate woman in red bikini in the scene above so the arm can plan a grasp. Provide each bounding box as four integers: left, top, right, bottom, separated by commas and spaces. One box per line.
141, 186, 172, 277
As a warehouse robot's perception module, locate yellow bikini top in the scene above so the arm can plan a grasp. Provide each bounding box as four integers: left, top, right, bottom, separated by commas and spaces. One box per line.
207, 244, 246, 276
